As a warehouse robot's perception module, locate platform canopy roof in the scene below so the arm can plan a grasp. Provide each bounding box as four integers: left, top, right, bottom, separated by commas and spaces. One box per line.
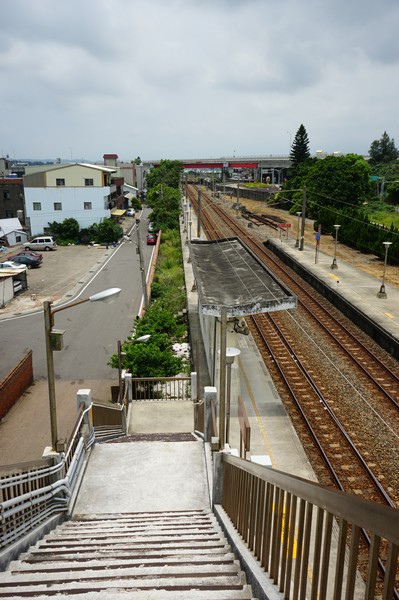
189, 237, 297, 317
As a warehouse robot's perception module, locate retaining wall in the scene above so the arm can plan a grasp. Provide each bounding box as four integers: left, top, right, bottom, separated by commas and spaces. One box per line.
0, 352, 33, 420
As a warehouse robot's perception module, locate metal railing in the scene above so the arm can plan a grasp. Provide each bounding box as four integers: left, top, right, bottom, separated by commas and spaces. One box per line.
0, 405, 93, 552
220, 454, 399, 599
92, 401, 126, 439
130, 376, 191, 402
0, 396, 127, 555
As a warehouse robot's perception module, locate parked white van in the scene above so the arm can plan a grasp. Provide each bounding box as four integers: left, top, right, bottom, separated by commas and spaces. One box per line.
24, 236, 57, 251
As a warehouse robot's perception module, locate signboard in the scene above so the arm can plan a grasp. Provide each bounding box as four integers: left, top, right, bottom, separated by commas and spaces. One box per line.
278, 223, 291, 229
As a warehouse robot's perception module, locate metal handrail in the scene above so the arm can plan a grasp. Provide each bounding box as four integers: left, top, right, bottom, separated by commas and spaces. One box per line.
220, 453, 399, 599
0, 405, 93, 551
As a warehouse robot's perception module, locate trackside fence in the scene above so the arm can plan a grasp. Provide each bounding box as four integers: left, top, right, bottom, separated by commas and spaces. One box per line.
220, 453, 399, 599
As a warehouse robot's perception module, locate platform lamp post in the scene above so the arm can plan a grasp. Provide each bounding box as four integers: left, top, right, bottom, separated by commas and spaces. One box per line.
225, 347, 241, 446
377, 241, 392, 298
295, 211, 301, 248
44, 287, 122, 452
331, 224, 341, 269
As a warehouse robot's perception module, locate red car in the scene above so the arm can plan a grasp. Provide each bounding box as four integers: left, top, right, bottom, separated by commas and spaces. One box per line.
146, 233, 158, 245
9, 250, 43, 263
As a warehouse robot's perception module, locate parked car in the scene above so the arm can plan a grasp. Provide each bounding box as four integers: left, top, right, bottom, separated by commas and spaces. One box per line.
148, 222, 158, 233
146, 233, 158, 245
7, 254, 41, 268
9, 250, 43, 263
0, 260, 27, 271
126, 208, 135, 217
24, 236, 56, 251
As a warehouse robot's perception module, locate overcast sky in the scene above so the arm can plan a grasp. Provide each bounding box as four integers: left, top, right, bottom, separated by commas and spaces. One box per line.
1, 0, 399, 163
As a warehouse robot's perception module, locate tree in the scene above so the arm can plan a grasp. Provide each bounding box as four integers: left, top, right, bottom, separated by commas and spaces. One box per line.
145, 160, 183, 190
290, 124, 311, 169
87, 219, 123, 245
48, 218, 80, 241
283, 154, 372, 216
109, 333, 185, 378
368, 131, 399, 165
306, 154, 371, 210
146, 185, 181, 231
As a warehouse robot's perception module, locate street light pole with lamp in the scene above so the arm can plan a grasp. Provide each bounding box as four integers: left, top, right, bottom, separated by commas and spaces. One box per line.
44, 287, 122, 452
331, 224, 341, 269
377, 241, 392, 298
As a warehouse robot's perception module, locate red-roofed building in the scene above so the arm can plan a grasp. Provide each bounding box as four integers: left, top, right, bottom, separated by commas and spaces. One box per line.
103, 154, 118, 167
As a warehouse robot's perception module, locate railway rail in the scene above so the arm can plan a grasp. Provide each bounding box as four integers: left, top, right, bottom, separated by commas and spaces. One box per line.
187, 184, 399, 506
187, 184, 399, 594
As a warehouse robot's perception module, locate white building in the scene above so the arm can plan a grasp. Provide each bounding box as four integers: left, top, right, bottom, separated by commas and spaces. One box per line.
0, 217, 28, 246
23, 163, 117, 236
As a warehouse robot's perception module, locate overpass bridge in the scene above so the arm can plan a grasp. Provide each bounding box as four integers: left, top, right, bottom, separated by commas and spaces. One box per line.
142, 155, 292, 184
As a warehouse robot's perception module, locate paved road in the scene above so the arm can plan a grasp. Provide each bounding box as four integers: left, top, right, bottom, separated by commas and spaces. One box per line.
0, 211, 154, 380
0, 211, 157, 463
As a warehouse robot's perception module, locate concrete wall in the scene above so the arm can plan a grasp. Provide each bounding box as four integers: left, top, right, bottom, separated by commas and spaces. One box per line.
24, 187, 110, 236
6, 230, 28, 246
0, 276, 13, 307
44, 166, 106, 187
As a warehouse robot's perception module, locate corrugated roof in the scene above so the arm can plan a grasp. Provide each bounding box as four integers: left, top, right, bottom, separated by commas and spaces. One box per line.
189, 237, 297, 317
0, 218, 23, 236
111, 209, 126, 216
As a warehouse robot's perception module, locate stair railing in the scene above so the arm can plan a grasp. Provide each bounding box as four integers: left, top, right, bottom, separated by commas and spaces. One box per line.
218, 453, 399, 599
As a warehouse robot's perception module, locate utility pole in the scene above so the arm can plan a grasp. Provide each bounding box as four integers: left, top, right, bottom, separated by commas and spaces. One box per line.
299, 187, 307, 251
218, 307, 227, 450
137, 226, 149, 309
197, 189, 201, 239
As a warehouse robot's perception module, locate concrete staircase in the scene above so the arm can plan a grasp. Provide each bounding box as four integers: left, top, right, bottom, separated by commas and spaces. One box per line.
0, 510, 258, 599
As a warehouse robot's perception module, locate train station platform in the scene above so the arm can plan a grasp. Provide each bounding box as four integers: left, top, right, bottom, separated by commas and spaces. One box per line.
183, 208, 318, 482
183, 200, 399, 484
268, 233, 399, 344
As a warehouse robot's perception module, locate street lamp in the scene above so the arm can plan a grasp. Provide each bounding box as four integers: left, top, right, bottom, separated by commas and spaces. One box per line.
295, 211, 301, 248
44, 287, 122, 452
331, 224, 341, 269
377, 241, 392, 298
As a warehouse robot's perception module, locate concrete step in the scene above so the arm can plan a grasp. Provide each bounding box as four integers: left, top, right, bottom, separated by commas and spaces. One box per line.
1, 560, 242, 582
0, 574, 248, 595
18, 544, 232, 562
7, 552, 236, 572
0, 587, 257, 599
0, 511, 258, 599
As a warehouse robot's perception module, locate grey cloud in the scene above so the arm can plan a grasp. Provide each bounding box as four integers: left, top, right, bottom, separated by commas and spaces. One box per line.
2, 0, 399, 159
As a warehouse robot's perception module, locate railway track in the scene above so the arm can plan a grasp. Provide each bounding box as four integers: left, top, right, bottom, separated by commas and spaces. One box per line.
187, 185, 399, 509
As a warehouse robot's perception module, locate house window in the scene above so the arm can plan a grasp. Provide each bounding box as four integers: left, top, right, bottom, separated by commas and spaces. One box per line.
84, 202, 92, 210
85, 179, 94, 186
56, 178, 65, 186
54, 202, 62, 211
15, 235, 22, 243
33, 202, 42, 211
3, 191, 10, 200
